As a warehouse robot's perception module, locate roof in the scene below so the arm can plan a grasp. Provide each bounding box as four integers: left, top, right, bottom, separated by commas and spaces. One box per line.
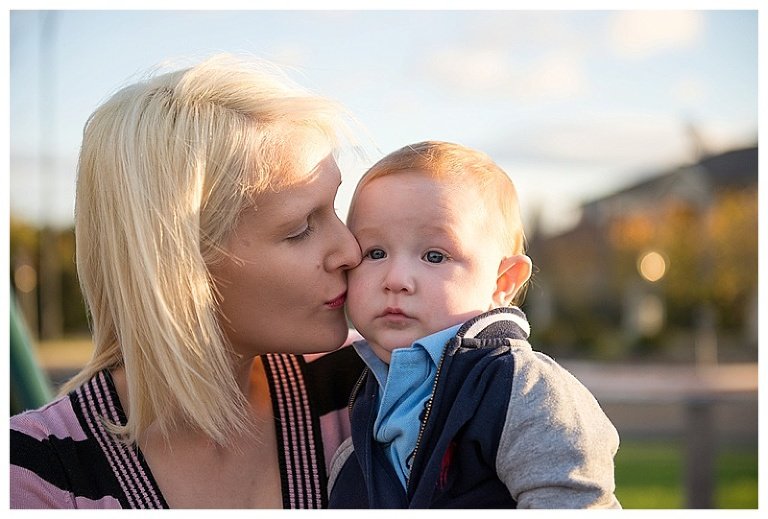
581, 145, 757, 218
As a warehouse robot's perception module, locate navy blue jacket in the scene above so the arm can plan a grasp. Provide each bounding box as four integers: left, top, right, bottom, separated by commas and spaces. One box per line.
328, 308, 621, 509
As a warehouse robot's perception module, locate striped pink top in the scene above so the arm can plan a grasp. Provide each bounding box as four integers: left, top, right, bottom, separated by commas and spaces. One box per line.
10, 349, 363, 509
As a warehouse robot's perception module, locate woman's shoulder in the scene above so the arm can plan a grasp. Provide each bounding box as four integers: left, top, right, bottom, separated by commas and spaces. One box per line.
11, 389, 88, 444
9, 371, 138, 509
10, 391, 104, 508
12, 369, 124, 434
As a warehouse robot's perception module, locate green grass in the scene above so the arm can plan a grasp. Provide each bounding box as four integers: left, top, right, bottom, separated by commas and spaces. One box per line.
614, 439, 758, 509
715, 446, 760, 509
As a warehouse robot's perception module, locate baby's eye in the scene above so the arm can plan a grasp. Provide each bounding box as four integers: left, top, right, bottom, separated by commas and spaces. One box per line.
365, 248, 387, 260
423, 250, 446, 264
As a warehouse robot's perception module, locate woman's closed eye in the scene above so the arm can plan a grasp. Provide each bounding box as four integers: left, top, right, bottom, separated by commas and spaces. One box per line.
287, 224, 314, 241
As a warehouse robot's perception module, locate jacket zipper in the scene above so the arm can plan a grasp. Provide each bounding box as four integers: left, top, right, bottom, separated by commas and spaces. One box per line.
405, 344, 449, 491
348, 367, 369, 411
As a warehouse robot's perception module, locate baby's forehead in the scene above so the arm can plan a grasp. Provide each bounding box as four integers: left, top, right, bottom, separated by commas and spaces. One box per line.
359, 169, 480, 197
352, 183, 492, 235
354, 172, 475, 208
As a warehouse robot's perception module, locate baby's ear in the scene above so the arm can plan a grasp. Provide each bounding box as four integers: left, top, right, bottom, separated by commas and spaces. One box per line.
493, 255, 532, 307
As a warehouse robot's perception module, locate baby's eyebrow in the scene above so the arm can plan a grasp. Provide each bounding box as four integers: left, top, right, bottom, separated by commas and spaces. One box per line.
349, 225, 381, 241
352, 223, 461, 246
421, 224, 461, 242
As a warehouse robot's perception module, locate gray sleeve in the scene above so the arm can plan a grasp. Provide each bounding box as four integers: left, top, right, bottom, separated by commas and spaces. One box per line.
496, 346, 621, 509
327, 435, 355, 496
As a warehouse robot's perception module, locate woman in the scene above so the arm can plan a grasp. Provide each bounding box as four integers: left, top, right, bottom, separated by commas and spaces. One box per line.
10, 54, 366, 508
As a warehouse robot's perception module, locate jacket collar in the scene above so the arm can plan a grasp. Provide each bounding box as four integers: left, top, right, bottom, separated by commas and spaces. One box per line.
456, 307, 530, 341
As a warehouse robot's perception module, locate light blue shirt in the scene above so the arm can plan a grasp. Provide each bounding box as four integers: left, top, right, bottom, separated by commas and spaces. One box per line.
353, 324, 462, 488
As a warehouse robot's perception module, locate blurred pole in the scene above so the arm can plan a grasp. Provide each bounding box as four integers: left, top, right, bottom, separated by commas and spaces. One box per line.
38, 11, 63, 340
10, 289, 54, 414
691, 155, 717, 367
694, 305, 718, 366
684, 397, 715, 508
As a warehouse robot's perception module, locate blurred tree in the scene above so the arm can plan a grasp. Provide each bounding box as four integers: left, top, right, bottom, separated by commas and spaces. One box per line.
10, 215, 41, 337
706, 190, 758, 329
527, 146, 757, 361
10, 215, 89, 338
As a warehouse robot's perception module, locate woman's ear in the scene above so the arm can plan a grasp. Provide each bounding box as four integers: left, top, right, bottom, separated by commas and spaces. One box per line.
492, 255, 532, 307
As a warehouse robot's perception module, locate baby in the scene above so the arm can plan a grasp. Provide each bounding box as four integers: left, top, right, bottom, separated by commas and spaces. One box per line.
328, 141, 621, 508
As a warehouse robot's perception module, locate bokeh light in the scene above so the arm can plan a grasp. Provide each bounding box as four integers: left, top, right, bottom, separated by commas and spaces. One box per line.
638, 251, 667, 282
14, 264, 38, 293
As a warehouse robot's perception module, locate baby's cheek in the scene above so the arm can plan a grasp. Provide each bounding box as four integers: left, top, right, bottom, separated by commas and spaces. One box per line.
345, 272, 370, 319
346, 270, 364, 300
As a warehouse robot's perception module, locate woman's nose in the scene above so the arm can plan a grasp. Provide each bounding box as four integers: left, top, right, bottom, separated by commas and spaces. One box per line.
325, 216, 362, 271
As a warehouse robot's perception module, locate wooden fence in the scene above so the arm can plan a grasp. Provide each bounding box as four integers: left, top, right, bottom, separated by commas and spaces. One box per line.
564, 361, 758, 508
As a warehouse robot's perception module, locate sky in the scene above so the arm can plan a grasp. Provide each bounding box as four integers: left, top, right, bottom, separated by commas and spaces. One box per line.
7, 5, 760, 236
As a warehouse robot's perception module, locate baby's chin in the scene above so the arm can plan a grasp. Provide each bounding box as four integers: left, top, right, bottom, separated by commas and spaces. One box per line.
368, 338, 417, 364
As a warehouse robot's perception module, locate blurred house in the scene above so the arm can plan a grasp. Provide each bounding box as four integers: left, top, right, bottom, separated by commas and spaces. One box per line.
527, 146, 758, 362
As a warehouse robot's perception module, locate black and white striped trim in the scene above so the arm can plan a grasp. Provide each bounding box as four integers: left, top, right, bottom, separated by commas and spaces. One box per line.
456, 307, 530, 340
263, 354, 325, 509
75, 372, 165, 509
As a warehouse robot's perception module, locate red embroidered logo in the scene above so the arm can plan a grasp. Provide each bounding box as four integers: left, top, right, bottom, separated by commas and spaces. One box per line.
438, 440, 457, 489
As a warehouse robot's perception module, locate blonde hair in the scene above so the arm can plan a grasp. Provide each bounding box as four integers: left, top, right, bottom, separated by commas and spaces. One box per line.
64, 54, 352, 445
347, 140, 529, 303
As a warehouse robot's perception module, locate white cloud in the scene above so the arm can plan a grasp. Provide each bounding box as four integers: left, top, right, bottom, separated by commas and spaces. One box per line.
671, 77, 708, 105
497, 112, 694, 169
267, 45, 308, 68
425, 47, 588, 101
427, 47, 508, 92
520, 52, 589, 100
608, 11, 704, 59
421, 11, 592, 102
548, 114, 687, 165
695, 119, 757, 154
465, 11, 579, 51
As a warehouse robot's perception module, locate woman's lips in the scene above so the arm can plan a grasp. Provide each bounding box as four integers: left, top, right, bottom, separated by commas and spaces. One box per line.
325, 292, 346, 309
